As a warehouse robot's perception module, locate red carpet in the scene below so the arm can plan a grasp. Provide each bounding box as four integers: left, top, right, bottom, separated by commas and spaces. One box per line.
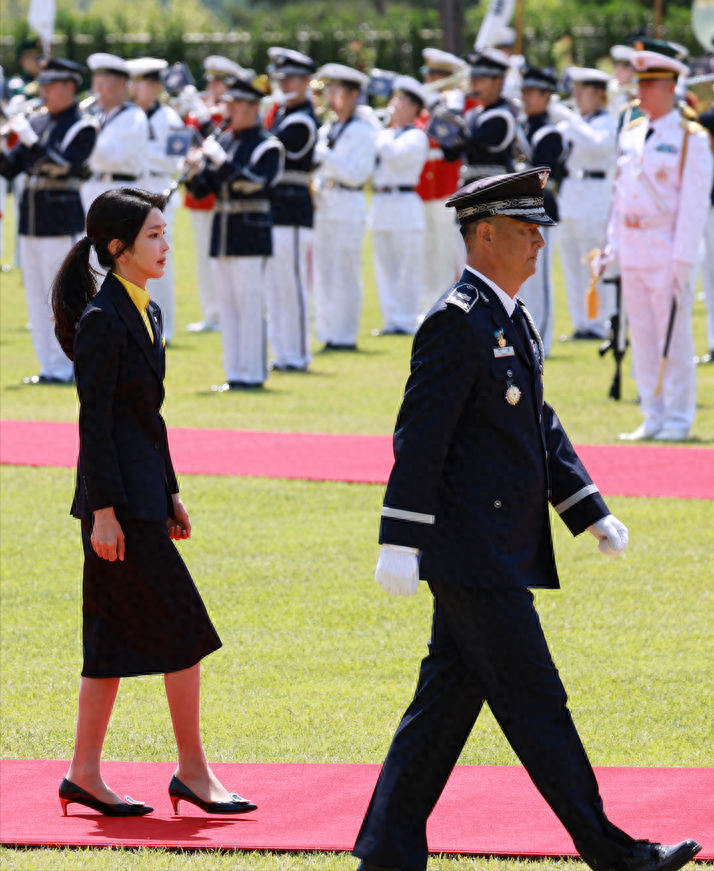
1, 419, 712, 499
1, 760, 712, 856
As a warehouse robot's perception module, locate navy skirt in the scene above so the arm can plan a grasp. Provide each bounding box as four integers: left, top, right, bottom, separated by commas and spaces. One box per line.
80, 517, 222, 678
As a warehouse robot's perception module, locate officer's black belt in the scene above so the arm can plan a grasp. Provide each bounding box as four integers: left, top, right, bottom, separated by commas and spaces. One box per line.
278, 170, 311, 187
25, 176, 82, 191
91, 173, 141, 182
373, 185, 416, 194
567, 169, 607, 180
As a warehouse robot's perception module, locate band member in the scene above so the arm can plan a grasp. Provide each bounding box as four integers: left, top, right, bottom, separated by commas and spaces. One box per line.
517, 66, 566, 355
0, 57, 97, 384
51, 187, 256, 819
184, 71, 284, 389
81, 53, 149, 216
264, 47, 318, 371
550, 67, 616, 340
128, 57, 185, 343
415, 48, 465, 309
605, 50, 713, 441
177, 56, 245, 334
370, 76, 429, 335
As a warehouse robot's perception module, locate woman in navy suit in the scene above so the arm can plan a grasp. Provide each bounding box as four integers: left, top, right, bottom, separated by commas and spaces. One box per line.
51, 188, 256, 818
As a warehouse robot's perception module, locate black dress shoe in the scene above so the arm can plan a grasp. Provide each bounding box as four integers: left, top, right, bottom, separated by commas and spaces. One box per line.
59, 778, 153, 817
22, 374, 73, 385
613, 840, 702, 871
168, 774, 257, 815
356, 861, 410, 871
323, 342, 358, 351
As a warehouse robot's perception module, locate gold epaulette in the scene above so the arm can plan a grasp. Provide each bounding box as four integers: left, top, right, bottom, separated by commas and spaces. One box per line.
679, 118, 704, 134
678, 101, 698, 122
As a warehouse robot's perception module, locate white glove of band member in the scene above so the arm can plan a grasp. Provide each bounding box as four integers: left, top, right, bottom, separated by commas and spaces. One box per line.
10, 114, 39, 147
375, 544, 420, 596
201, 136, 228, 166
548, 96, 577, 125
588, 514, 628, 557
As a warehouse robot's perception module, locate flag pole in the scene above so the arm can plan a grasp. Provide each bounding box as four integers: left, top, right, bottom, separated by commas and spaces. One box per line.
654, 0, 663, 37
515, 0, 526, 55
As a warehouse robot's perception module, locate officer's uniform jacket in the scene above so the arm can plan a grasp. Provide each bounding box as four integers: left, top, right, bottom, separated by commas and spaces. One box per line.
524, 111, 565, 222
558, 108, 616, 223
379, 269, 608, 589
312, 110, 377, 225
142, 101, 185, 192
443, 97, 517, 185
87, 102, 149, 182
608, 109, 713, 270
0, 101, 97, 236
370, 123, 428, 232
269, 100, 317, 227
185, 123, 284, 257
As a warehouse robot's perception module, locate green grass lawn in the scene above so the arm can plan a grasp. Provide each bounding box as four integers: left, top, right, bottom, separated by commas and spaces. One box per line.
1, 203, 713, 870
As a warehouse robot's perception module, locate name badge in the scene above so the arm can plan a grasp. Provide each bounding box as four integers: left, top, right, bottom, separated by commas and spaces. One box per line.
493, 346, 515, 358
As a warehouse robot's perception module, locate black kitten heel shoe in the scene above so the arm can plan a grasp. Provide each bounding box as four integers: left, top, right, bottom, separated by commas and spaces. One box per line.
168, 774, 257, 815
59, 778, 153, 816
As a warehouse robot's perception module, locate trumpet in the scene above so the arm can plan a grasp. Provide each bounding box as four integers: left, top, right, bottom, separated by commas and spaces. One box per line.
79, 93, 99, 113
373, 105, 394, 126
423, 66, 469, 94
0, 96, 45, 139
163, 116, 232, 200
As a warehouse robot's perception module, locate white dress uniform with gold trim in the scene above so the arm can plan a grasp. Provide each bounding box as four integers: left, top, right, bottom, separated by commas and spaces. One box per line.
607, 51, 714, 439
312, 64, 377, 348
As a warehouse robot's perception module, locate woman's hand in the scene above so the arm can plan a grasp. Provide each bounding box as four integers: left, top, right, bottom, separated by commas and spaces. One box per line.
167, 494, 191, 540
91, 507, 125, 562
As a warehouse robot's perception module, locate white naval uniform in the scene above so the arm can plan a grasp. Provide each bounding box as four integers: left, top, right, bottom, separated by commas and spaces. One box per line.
141, 102, 185, 342
607, 110, 713, 435
312, 111, 377, 346
80, 103, 150, 214
370, 124, 428, 334
557, 108, 617, 337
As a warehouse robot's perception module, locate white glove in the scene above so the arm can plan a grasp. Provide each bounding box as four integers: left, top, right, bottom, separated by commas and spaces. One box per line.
375, 544, 420, 597
201, 136, 228, 166
588, 514, 628, 557
10, 114, 39, 147
189, 94, 211, 125
548, 96, 577, 125
591, 245, 617, 279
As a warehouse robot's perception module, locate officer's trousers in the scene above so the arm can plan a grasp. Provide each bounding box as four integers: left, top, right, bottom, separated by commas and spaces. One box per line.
189, 208, 220, 328
373, 227, 423, 335
211, 255, 268, 385
313, 216, 365, 346
265, 225, 312, 369
559, 216, 611, 337
701, 207, 714, 353
516, 225, 556, 356
622, 264, 697, 434
19, 234, 76, 381
353, 584, 636, 871
420, 199, 458, 312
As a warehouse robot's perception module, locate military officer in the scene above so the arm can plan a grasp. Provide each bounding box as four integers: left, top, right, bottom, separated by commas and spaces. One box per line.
0, 57, 97, 384
370, 75, 429, 336
178, 56, 244, 334
351, 168, 702, 871
312, 63, 377, 350
264, 47, 318, 371
550, 67, 617, 339
185, 70, 284, 389
517, 66, 565, 355
81, 53, 149, 216
128, 57, 185, 343
605, 51, 713, 441
415, 48, 466, 309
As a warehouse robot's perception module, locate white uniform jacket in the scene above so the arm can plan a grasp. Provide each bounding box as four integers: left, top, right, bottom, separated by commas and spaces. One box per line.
87, 102, 150, 179
607, 110, 713, 271
370, 124, 428, 232
558, 108, 617, 223
144, 102, 185, 188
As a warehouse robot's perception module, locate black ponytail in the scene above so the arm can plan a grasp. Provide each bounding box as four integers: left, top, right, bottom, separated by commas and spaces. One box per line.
51, 187, 167, 361
52, 236, 97, 361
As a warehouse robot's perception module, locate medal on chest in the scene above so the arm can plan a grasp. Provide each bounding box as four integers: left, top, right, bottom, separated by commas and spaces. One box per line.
505, 383, 522, 405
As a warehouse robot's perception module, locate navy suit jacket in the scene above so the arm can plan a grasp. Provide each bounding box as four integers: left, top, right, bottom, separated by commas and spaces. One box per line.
71, 273, 178, 522
379, 270, 609, 589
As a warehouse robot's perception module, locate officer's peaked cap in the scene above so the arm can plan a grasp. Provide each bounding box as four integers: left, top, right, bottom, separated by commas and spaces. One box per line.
267, 47, 316, 77
446, 167, 557, 228
38, 57, 84, 86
